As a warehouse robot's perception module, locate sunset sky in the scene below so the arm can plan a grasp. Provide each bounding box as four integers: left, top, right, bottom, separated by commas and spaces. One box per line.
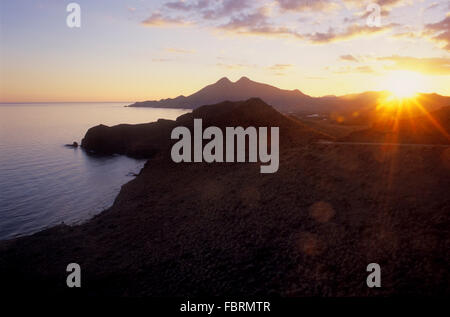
0, 0, 449, 102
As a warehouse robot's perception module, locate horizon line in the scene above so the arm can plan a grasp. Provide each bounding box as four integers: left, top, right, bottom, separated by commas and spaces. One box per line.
1, 90, 446, 104
0, 101, 134, 104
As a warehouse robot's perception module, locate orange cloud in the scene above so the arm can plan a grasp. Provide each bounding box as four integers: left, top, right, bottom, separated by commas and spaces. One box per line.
340, 54, 359, 62
141, 13, 189, 27
378, 55, 450, 75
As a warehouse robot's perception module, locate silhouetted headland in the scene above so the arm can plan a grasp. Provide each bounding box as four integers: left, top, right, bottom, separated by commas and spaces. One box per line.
83, 98, 328, 158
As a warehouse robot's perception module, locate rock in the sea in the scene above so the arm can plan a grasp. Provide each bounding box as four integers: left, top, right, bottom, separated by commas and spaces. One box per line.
65, 141, 78, 148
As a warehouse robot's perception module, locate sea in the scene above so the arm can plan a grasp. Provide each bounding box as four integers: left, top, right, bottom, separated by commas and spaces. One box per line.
0, 103, 190, 240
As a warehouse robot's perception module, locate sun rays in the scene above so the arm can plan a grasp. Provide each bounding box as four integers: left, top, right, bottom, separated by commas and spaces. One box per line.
375, 92, 450, 143
381, 71, 426, 99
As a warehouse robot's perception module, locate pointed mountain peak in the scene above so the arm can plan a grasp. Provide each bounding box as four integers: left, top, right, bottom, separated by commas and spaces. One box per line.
216, 77, 232, 84
236, 76, 251, 83
293, 88, 307, 96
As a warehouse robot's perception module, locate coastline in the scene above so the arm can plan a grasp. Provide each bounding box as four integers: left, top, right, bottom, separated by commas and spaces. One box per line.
1, 99, 448, 296
1, 143, 448, 296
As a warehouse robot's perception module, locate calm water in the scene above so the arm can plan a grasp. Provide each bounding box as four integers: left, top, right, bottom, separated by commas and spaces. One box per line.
0, 103, 190, 240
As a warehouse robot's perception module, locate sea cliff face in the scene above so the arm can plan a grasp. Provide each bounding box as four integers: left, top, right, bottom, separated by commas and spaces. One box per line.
0, 99, 448, 297
81, 119, 177, 158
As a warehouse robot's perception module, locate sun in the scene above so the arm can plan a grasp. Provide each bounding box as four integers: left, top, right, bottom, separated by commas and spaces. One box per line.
384, 71, 424, 98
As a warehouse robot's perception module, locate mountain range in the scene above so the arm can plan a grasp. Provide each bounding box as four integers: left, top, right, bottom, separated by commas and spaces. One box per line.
341, 106, 450, 144
128, 77, 450, 119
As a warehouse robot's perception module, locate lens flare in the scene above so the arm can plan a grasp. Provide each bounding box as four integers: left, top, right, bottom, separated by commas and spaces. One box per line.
384, 71, 424, 98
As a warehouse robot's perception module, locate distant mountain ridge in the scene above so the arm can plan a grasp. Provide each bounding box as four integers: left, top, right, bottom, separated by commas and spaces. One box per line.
130, 76, 315, 113
128, 77, 450, 117
341, 106, 450, 144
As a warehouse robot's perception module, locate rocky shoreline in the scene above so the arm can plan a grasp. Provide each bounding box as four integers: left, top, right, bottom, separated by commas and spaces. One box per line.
0, 99, 448, 297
